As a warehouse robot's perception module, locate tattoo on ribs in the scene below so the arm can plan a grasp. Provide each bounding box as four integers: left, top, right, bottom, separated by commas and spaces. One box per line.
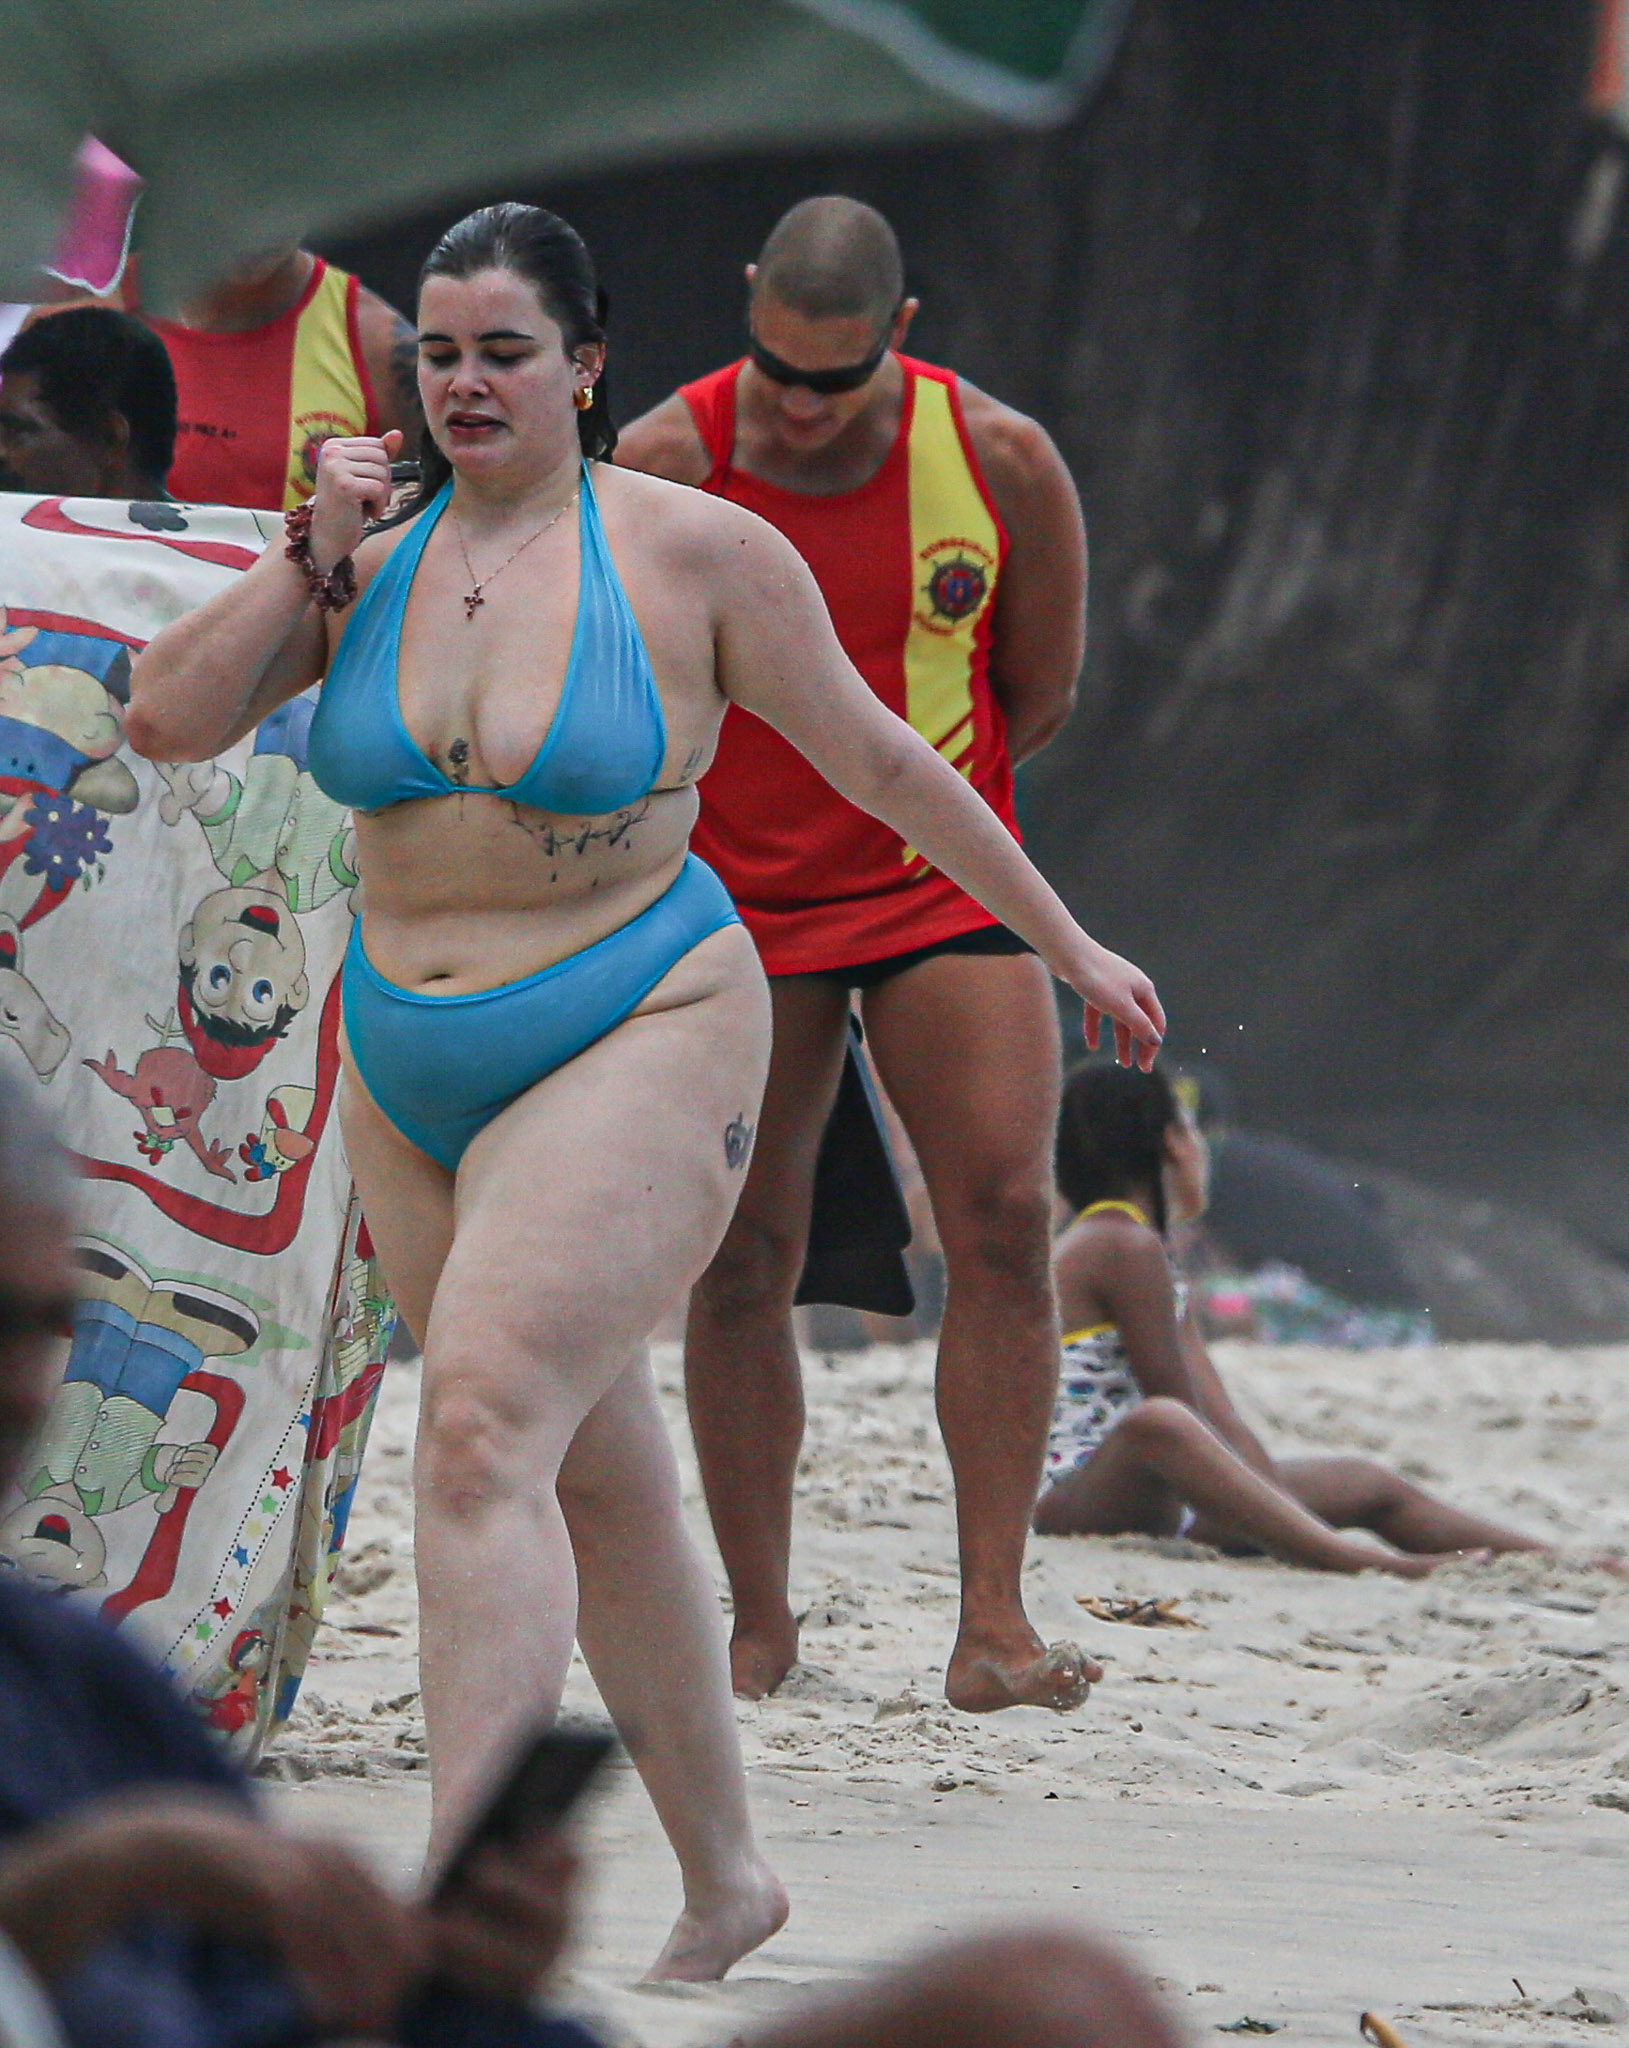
505, 798, 651, 857
723, 1115, 755, 1171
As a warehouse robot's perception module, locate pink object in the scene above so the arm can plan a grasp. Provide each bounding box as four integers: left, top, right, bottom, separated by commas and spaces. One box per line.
46, 138, 142, 297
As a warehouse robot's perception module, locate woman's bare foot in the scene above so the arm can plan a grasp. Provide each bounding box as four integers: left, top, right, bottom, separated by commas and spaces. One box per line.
1369, 1545, 1493, 1580
945, 1632, 1103, 1714
645, 1861, 790, 1982
728, 1615, 799, 1700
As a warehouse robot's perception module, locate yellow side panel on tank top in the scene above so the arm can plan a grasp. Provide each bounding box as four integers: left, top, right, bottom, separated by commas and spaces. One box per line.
900, 374, 1001, 865
283, 264, 369, 510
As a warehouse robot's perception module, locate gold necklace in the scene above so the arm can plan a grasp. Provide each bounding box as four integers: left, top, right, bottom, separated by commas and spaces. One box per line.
450, 486, 579, 621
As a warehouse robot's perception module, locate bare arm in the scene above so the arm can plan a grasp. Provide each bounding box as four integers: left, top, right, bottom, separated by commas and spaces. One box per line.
125, 544, 328, 761
712, 510, 1162, 1062
1091, 1232, 1208, 1405
964, 390, 1087, 764
354, 285, 425, 443
1176, 1306, 1276, 1476
127, 431, 401, 762
616, 391, 713, 486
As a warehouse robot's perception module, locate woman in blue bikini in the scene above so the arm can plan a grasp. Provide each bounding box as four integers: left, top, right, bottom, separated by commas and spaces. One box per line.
130, 204, 1164, 1979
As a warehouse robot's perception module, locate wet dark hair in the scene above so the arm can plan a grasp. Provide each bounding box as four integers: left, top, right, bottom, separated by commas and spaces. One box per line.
1055, 1059, 1181, 1235
387, 202, 614, 525
1, 307, 177, 480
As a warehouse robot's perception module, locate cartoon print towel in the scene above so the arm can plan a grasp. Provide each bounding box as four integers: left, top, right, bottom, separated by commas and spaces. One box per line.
0, 490, 394, 1761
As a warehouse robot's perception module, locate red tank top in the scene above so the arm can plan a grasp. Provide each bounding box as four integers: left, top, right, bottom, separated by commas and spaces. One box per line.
151, 258, 378, 511
683, 355, 1018, 975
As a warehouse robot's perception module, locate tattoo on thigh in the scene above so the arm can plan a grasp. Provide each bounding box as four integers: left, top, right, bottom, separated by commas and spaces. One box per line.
723, 1114, 755, 1170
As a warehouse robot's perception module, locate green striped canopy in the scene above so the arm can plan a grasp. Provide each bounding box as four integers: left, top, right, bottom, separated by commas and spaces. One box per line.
0, 0, 1132, 308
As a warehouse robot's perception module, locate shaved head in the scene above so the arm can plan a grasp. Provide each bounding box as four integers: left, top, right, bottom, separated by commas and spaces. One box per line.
753, 197, 904, 332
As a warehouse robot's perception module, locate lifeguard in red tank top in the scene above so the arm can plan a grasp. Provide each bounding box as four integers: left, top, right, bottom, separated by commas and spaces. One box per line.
682, 352, 1019, 975
151, 258, 379, 512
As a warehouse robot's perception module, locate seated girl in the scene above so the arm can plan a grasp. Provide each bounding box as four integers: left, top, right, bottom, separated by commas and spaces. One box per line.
1033, 1061, 1541, 1575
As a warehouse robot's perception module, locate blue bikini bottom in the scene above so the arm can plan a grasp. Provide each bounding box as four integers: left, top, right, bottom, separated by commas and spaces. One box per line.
342, 853, 740, 1171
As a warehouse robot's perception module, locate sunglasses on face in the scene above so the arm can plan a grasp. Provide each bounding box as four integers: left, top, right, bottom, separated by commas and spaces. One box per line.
747, 313, 898, 396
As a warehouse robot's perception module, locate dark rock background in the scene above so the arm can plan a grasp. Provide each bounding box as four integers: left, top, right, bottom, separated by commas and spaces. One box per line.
328, 0, 1629, 1323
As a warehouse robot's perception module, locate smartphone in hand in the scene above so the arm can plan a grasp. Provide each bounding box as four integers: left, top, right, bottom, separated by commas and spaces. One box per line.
432, 1725, 616, 1902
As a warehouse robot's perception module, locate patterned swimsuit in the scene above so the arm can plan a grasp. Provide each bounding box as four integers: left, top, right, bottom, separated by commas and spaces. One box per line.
1043, 1278, 1190, 1484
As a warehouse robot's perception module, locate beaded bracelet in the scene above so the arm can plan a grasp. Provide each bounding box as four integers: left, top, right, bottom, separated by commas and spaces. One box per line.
283, 500, 358, 613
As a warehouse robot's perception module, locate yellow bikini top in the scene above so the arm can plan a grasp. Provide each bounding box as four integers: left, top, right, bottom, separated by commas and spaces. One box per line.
1077, 1199, 1152, 1228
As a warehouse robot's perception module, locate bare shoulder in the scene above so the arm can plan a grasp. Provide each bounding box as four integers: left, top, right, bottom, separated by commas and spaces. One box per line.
955, 377, 1077, 515
1057, 1212, 1173, 1320
349, 283, 419, 435
350, 278, 410, 350
350, 281, 413, 378
615, 392, 711, 486
593, 462, 800, 583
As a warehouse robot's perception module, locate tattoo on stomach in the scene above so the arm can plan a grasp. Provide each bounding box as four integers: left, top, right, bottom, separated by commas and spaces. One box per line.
505, 798, 651, 858
724, 1115, 755, 1170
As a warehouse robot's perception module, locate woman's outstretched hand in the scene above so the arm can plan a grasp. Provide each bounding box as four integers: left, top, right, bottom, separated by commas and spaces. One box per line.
1068, 938, 1165, 1072
308, 429, 404, 570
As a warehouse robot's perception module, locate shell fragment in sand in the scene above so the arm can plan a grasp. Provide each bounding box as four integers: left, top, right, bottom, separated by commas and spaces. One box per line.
1077, 1595, 1203, 1629
1360, 2015, 1408, 2048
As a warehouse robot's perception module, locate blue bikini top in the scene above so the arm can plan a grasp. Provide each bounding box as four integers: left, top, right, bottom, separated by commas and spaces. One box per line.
308, 463, 667, 818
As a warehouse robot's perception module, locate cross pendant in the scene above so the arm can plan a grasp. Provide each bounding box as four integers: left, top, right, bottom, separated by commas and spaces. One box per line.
463, 589, 484, 621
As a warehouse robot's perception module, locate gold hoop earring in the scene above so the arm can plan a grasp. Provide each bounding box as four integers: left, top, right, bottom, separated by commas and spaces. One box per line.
574, 386, 594, 412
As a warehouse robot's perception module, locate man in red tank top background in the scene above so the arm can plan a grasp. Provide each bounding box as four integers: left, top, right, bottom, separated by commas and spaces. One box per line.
147, 245, 420, 510
620, 198, 1099, 1715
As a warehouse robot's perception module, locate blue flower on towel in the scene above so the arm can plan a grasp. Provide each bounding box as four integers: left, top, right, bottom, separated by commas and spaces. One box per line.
21, 794, 114, 891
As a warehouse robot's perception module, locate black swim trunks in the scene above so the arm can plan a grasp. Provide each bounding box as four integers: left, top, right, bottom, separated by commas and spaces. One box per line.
792, 922, 1034, 992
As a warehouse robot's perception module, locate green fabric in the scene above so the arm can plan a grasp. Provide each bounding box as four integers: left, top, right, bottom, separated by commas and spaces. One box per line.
0, 0, 1131, 308
789, 0, 1135, 109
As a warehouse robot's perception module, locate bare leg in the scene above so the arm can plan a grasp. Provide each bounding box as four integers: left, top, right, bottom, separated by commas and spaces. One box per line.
864, 952, 1098, 1711
560, 1352, 788, 1978
337, 1052, 453, 1349
1276, 1456, 1543, 1554
346, 924, 782, 1975
747, 1928, 1185, 2048
1036, 1399, 1476, 1577
684, 975, 852, 1697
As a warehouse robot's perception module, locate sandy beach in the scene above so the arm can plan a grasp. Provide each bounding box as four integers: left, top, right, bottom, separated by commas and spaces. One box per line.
266, 1338, 1629, 2047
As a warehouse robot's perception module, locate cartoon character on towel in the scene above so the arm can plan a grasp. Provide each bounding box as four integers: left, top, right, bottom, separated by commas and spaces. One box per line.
86, 865, 316, 1180
0, 613, 138, 931
154, 691, 358, 916
0, 1241, 253, 1592
88, 687, 357, 1179
0, 913, 70, 1081
188, 1590, 282, 1747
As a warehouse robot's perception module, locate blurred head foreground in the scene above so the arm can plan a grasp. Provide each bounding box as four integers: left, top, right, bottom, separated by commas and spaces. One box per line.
0, 1068, 74, 1491
0, 307, 177, 499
